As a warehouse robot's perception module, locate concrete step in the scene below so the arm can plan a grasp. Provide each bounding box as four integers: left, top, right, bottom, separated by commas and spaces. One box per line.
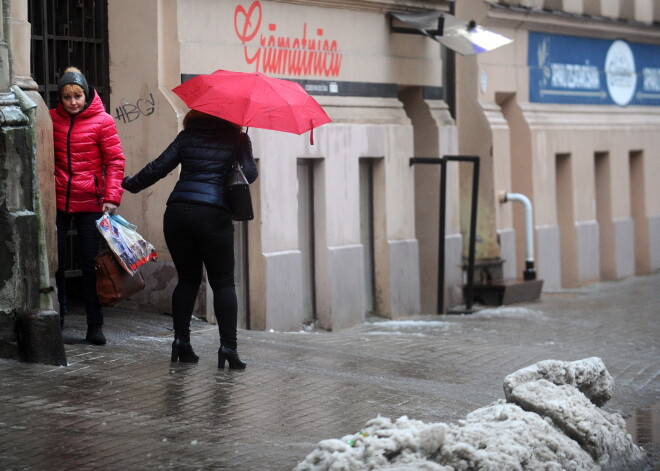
468, 278, 544, 306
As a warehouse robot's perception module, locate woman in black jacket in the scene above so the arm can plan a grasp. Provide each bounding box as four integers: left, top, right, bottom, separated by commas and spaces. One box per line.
122, 110, 257, 369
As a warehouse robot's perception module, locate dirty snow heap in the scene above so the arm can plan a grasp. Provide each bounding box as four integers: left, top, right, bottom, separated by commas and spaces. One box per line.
294, 357, 648, 471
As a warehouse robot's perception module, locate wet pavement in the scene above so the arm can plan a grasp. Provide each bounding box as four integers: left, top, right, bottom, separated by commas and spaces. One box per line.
0, 272, 658, 470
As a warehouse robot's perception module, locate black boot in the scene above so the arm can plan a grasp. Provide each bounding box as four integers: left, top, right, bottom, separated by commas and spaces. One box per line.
218, 346, 246, 370
85, 324, 106, 345
171, 339, 199, 363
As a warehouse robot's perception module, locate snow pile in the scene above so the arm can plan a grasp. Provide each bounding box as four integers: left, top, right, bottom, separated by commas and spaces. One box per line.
502, 357, 614, 407
294, 358, 647, 471
509, 380, 644, 471
294, 416, 450, 471
439, 403, 598, 470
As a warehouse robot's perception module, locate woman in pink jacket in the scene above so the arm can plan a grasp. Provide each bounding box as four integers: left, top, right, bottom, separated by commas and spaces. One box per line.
51, 67, 125, 345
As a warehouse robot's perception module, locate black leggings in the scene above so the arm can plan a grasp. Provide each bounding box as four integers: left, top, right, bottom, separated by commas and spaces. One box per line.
164, 202, 238, 349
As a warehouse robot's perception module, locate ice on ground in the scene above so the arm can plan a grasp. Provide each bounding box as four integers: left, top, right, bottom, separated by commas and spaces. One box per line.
294, 358, 648, 471
469, 307, 545, 319
370, 320, 453, 327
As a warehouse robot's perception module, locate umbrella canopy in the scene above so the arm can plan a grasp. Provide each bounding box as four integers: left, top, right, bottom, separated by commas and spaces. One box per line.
172, 70, 331, 139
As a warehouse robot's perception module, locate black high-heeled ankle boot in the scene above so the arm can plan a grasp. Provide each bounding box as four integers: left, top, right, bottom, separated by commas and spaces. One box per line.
86, 324, 106, 345
171, 339, 199, 363
218, 346, 246, 370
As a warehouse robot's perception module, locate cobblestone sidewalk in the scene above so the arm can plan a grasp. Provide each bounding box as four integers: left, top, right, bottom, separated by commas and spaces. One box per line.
0, 272, 658, 470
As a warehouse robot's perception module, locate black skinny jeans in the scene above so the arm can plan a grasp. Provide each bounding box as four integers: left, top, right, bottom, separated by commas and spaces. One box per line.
164, 202, 238, 350
56, 211, 103, 325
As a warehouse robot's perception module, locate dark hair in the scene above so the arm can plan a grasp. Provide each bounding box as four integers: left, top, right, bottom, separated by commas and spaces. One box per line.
183, 110, 242, 132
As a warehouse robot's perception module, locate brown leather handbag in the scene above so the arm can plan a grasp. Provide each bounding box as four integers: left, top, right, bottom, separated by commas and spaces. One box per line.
94, 242, 145, 307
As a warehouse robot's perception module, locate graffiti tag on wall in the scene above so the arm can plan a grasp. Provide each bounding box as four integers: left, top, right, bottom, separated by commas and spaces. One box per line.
115, 93, 155, 124
234, 0, 342, 77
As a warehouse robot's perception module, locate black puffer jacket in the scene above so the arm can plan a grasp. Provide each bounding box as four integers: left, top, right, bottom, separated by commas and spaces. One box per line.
122, 117, 257, 210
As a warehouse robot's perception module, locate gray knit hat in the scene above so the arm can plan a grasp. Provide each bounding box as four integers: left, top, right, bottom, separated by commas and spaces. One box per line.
58, 70, 89, 100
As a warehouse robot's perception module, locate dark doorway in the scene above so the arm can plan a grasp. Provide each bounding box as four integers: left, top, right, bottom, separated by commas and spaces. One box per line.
359, 158, 376, 316
29, 0, 110, 110
28, 0, 111, 291
297, 159, 318, 325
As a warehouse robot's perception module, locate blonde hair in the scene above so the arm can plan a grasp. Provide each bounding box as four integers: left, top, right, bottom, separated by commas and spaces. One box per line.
60, 83, 84, 96
64, 66, 83, 75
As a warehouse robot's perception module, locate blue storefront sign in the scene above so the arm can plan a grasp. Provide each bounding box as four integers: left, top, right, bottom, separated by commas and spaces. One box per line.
529, 31, 660, 107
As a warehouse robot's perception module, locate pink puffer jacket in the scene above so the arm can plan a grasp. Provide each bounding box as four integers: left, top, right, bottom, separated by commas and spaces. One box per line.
51, 91, 125, 213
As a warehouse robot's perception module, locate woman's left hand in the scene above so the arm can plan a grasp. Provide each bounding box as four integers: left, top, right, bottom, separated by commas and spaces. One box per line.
103, 203, 118, 214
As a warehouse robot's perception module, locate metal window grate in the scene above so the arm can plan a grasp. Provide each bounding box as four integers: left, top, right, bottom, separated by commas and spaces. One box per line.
28, 0, 110, 110
29, 1, 110, 277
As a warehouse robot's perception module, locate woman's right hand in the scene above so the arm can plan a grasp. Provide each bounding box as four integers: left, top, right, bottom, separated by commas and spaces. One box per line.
102, 202, 118, 214
122, 176, 141, 194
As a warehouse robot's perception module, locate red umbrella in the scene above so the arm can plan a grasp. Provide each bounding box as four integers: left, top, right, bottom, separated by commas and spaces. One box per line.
172, 70, 331, 144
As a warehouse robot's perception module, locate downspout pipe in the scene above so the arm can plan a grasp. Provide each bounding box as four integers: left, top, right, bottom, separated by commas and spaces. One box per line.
500, 192, 536, 281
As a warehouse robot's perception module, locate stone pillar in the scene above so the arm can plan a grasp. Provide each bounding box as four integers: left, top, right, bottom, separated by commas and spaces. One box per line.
0, 0, 66, 365
16, 310, 66, 366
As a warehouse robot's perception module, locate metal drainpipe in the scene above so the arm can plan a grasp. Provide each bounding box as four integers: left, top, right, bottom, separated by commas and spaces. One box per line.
500, 192, 536, 281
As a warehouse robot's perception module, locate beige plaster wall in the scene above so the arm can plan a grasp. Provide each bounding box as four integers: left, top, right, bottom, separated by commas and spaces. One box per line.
401, 88, 460, 313
109, 0, 183, 250
173, 0, 433, 259
108, 0, 186, 313
10, 1, 30, 79
499, 0, 655, 22
519, 106, 660, 223
177, 0, 442, 85
457, 52, 505, 262
458, 0, 660, 291
499, 0, 658, 24
104, 0, 430, 326
456, 0, 521, 268
483, 94, 657, 287
507, 105, 660, 286
247, 94, 420, 325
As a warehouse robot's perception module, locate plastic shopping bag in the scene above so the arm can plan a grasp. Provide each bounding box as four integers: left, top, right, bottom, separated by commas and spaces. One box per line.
96, 212, 158, 275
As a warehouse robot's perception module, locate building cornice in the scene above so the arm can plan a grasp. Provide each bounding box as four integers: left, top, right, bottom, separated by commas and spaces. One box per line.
263, 0, 453, 14
485, 2, 660, 44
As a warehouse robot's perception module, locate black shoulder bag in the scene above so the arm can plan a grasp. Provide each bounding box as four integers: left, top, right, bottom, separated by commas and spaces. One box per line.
226, 133, 254, 221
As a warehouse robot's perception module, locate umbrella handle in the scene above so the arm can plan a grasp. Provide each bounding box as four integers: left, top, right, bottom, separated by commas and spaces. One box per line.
310, 120, 314, 146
